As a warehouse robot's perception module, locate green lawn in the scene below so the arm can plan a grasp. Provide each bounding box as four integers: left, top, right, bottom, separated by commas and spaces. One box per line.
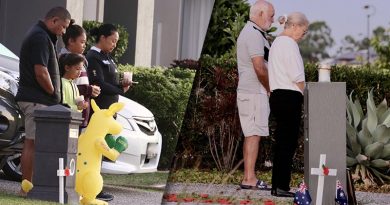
102, 171, 169, 189
0, 172, 169, 205
0, 192, 60, 205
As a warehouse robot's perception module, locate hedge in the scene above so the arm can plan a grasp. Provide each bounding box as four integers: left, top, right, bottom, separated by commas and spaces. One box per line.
118, 65, 195, 169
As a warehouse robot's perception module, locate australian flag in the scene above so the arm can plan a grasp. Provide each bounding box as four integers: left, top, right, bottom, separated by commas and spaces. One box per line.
335, 180, 348, 205
294, 181, 312, 205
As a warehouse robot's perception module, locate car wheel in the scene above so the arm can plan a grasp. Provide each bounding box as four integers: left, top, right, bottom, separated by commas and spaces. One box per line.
2, 153, 22, 181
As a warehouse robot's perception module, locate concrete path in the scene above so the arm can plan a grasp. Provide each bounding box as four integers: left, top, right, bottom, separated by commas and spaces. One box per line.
162, 183, 390, 205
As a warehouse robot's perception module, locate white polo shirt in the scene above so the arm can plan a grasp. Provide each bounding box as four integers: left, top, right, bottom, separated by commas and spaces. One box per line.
236, 21, 270, 94
268, 36, 305, 94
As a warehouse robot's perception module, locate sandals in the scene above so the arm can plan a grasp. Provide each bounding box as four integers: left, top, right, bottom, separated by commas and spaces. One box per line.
239, 180, 270, 190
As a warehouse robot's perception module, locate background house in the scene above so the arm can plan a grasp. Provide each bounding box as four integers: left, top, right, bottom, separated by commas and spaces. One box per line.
0, 0, 214, 67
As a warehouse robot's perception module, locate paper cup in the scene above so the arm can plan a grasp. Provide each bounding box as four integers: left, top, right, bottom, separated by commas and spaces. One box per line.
123, 72, 133, 82
75, 95, 84, 104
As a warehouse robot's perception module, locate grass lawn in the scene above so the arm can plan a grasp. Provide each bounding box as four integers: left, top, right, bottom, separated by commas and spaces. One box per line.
0, 171, 169, 205
0, 192, 60, 205
102, 171, 169, 190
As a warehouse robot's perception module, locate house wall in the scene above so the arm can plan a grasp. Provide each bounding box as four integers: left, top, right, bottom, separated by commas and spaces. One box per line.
134, 0, 154, 67
83, 0, 104, 22
103, 0, 138, 65
151, 0, 182, 67
0, 0, 84, 55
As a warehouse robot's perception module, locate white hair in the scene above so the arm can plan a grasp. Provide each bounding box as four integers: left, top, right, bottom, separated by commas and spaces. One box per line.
249, 0, 271, 20
283, 12, 309, 29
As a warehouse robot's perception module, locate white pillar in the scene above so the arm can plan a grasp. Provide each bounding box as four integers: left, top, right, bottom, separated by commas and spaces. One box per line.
82, 0, 104, 22
135, 0, 155, 67
66, 0, 84, 24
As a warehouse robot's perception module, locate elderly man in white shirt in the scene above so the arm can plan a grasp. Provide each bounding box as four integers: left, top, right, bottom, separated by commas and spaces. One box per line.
236, 0, 274, 191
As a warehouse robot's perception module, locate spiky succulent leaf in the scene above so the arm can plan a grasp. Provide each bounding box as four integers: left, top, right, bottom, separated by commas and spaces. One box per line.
381, 111, 390, 128
372, 124, 390, 144
367, 166, 386, 185
368, 166, 390, 181
370, 159, 390, 168
347, 147, 355, 158
347, 156, 358, 167
366, 95, 378, 135
354, 99, 364, 120
346, 122, 361, 155
358, 128, 373, 148
364, 142, 384, 159
351, 99, 361, 128
376, 98, 388, 119
357, 118, 373, 148
380, 144, 390, 159
346, 99, 353, 125
378, 108, 390, 124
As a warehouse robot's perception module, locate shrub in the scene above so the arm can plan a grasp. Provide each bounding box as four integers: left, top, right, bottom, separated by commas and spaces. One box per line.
202, 0, 250, 57
118, 65, 195, 169
83, 20, 129, 62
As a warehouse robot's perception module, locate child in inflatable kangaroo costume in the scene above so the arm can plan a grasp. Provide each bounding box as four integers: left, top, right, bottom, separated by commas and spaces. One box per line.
20, 99, 127, 205
75, 99, 128, 205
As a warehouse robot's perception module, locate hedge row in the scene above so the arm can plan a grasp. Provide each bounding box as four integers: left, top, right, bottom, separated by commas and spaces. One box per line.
118, 65, 195, 169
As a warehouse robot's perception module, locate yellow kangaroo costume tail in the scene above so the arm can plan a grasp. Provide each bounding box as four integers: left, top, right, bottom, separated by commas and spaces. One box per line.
21, 179, 33, 193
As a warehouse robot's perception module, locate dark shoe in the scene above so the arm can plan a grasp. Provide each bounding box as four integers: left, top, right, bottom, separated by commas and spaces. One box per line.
96, 191, 114, 201
271, 188, 295, 198
239, 180, 270, 190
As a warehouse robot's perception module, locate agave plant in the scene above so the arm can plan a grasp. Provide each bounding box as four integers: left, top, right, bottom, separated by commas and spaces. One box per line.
346, 89, 390, 187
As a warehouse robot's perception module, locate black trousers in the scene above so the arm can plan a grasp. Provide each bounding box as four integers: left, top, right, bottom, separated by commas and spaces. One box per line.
269, 89, 303, 191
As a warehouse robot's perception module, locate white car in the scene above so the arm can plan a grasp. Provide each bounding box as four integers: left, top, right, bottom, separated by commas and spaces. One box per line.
102, 95, 162, 174
0, 43, 161, 180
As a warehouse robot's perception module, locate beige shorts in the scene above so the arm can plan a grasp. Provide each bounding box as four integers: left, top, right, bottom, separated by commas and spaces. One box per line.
237, 92, 269, 137
17, 102, 47, 140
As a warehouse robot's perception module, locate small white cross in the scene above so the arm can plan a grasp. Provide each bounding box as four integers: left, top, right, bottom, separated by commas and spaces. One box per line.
310, 154, 337, 205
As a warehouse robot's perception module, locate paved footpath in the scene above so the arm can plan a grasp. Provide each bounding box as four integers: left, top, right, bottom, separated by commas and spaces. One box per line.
162, 183, 390, 205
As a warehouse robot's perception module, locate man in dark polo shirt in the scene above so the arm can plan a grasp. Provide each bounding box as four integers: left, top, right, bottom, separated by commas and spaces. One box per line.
15, 6, 71, 195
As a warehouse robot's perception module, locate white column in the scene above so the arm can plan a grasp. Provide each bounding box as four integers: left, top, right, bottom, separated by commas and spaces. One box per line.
179, 0, 214, 60
66, 0, 84, 24
135, 0, 155, 67
155, 22, 162, 66
83, 0, 104, 22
